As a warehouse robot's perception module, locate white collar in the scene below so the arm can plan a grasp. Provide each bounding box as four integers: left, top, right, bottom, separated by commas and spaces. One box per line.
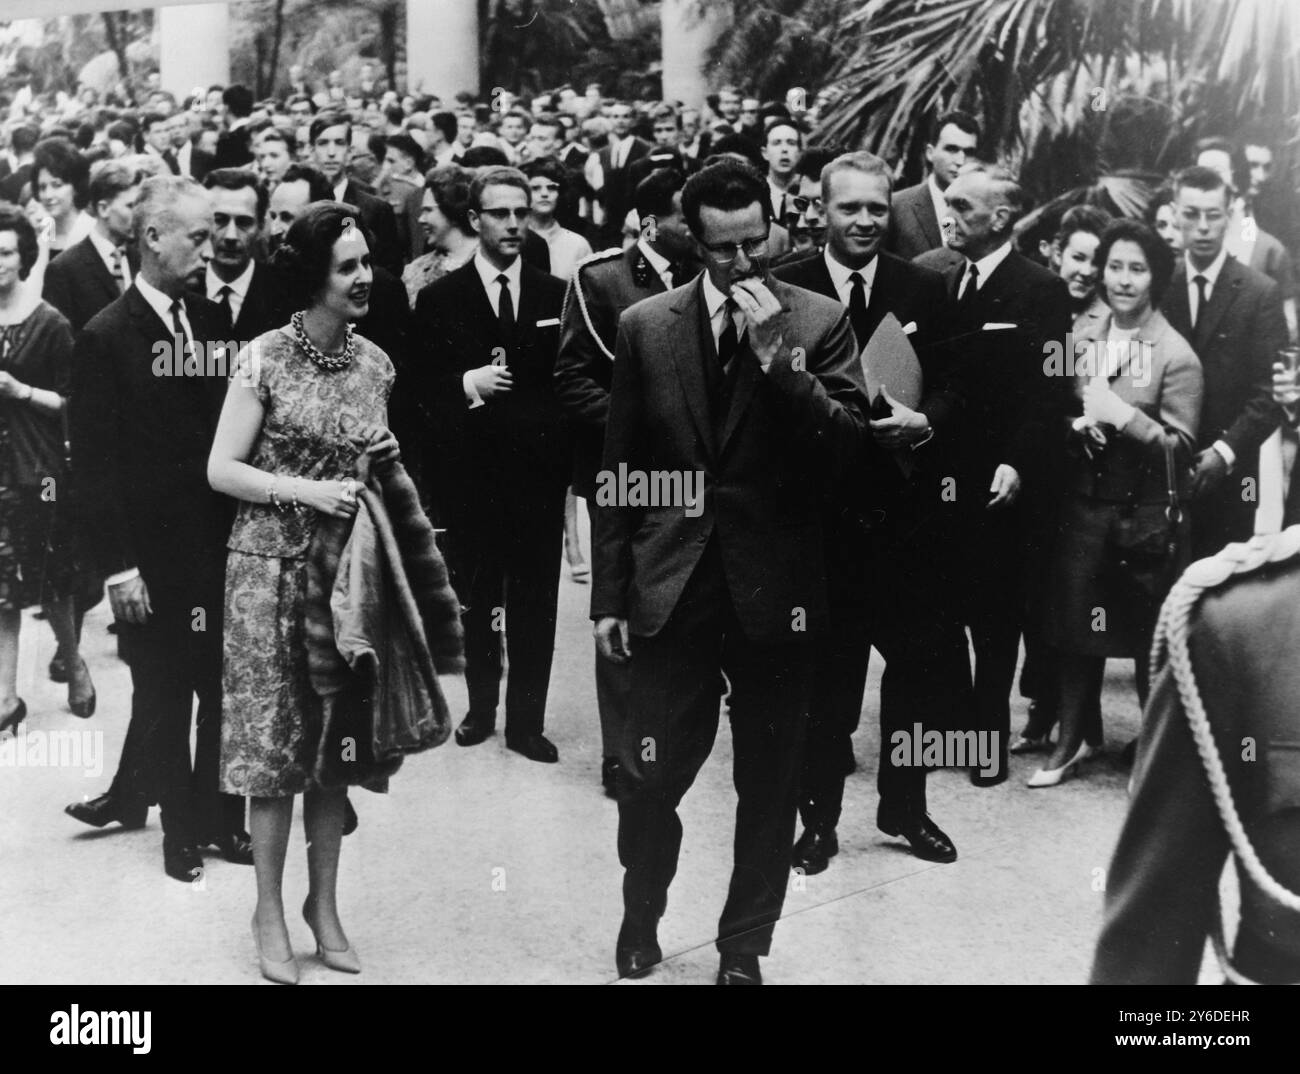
134, 272, 184, 326
474, 249, 521, 292
86, 225, 124, 268
637, 238, 671, 278
207, 260, 255, 301
965, 240, 1013, 287
1186, 245, 1229, 286
333, 176, 348, 201
700, 271, 730, 321
824, 247, 878, 292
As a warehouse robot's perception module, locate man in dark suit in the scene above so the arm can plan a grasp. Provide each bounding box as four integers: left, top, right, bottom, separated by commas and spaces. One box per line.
1162, 165, 1287, 559
141, 112, 179, 174
775, 151, 968, 871
201, 168, 284, 340
0, 125, 38, 204
555, 168, 698, 796
593, 161, 869, 985
587, 100, 651, 247
309, 113, 402, 274
414, 166, 569, 765
43, 160, 141, 334
886, 111, 980, 261
915, 161, 1073, 789
68, 175, 249, 882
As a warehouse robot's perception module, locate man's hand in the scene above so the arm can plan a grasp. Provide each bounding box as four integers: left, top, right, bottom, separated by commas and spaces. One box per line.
1191, 447, 1229, 498
594, 617, 632, 663
730, 278, 785, 371
869, 387, 931, 447
987, 463, 1021, 509
108, 574, 152, 625
465, 364, 514, 401
0, 371, 23, 400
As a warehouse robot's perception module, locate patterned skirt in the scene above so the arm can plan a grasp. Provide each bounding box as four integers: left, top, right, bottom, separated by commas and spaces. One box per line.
0, 478, 79, 612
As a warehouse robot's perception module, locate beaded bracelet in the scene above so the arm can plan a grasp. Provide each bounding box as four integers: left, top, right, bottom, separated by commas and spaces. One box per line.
268, 478, 284, 513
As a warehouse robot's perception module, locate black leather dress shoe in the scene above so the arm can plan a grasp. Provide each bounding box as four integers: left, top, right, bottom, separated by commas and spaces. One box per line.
506, 733, 559, 763
615, 939, 662, 979
342, 796, 359, 836
48, 654, 68, 683
877, 802, 957, 863
64, 793, 148, 830
163, 842, 203, 883
716, 953, 762, 985
202, 830, 254, 865
601, 757, 623, 798
791, 825, 838, 875
454, 713, 496, 747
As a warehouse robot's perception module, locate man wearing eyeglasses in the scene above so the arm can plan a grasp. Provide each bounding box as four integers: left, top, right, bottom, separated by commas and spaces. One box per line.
592, 160, 869, 985
1163, 164, 1287, 558
770, 146, 837, 265
413, 166, 570, 766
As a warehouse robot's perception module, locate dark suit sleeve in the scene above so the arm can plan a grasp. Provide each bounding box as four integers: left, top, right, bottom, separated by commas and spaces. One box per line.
764, 308, 870, 483
554, 271, 613, 429
590, 314, 645, 621
915, 272, 965, 442
368, 198, 402, 276
70, 321, 137, 576
1009, 274, 1073, 480
41, 255, 75, 333
1090, 659, 1227, 984
412, 282, 473, 438
1223, 276, 1286, 462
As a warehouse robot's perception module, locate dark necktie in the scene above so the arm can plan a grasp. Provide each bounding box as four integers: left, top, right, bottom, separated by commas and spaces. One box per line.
848, 271, 868, 344
109, 247, 127, 293
717, 300, 739, 371
216, 284, 233, 325
957, 262, 980, 314
496, 273, 516, 347
1192, 274, 1208, 331
669, 261, 685, 289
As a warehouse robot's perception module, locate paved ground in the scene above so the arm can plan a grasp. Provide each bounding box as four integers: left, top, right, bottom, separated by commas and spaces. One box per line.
0, 513, 1221, 985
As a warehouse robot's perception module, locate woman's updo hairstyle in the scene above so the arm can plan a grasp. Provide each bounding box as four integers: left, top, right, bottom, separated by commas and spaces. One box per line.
269, 200, 375, 308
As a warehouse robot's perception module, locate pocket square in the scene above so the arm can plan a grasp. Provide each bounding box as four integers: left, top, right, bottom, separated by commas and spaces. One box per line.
982, 322, 1017, 330
536, 317, 560, 327
902, 321, 918, 334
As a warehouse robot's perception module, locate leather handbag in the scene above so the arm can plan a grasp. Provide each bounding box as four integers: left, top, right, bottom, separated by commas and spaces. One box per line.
1107, 436, 1184, 601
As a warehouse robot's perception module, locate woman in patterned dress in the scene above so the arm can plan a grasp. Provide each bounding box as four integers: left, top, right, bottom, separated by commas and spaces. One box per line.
0, 205, 95, 735
208, 203, 400, 984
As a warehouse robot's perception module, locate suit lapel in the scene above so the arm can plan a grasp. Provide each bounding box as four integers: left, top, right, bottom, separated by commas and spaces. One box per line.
717, 284, 796, 456
915, 194, 941, 250
1194, 257, 1242, 351
1165, 266, 1192, 338
672, 282, 716, 458
80, 239, 119, 308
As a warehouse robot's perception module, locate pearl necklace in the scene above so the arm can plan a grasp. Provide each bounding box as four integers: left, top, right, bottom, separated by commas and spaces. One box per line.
291, 311, 354, 371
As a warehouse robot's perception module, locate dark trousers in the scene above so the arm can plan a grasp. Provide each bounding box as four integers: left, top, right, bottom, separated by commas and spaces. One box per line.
461, 480, 567, 738
618, 541, 812, 955
596, 649, 632, 762
113, 579, 242, 843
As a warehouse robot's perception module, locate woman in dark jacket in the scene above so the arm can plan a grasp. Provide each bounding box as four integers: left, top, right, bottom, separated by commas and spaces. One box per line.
0, 205, 95, 733
1030, 219, 1203, 787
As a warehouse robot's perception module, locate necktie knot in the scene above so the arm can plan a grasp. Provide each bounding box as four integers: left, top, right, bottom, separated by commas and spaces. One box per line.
1193, 273, 1207, 285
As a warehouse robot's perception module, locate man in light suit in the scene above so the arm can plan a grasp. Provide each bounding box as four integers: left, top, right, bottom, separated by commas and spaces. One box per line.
593, 160, 869, 985
1162, 165, 1287, 559
775, 151, 968, 870
886, 111, 980, 261
555, 168, 699, 797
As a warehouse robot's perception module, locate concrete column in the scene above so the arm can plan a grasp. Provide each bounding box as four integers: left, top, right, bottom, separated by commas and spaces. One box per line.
158, 3, 230, 102
408, 0, 479, 101
661, 0, 731, 109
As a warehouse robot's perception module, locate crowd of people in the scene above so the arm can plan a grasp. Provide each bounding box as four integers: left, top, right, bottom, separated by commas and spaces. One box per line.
1, 63, 1298, 985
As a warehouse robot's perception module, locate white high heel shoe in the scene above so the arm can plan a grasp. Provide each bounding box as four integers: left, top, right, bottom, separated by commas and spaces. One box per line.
1026, 742, 1095, 788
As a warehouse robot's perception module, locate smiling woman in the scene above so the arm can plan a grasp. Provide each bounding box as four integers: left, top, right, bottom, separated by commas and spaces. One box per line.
206, 201, 404, 984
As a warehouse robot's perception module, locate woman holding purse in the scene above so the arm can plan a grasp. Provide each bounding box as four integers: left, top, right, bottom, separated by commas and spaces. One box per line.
1030, 219, 1203, 787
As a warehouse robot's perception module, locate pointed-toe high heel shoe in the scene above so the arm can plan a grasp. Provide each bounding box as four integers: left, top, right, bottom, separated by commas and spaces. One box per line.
1027, 742, 1095, 788
68, 659, 96, 720
0, 698, 26, 735
252, 914, 299, 985
303, 897, 361, 974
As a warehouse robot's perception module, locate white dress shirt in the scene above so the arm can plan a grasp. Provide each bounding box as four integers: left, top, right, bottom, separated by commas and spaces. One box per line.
463, 251, 523, 407
333, 177, 349, 202
824, 247, 878, 307
637, 238, 675, 291
86, 225, 131, 293
206, 260, 255, 327
928, 173, 949, 245
1184, 246, 1236, 469
958, 240, 1013, 298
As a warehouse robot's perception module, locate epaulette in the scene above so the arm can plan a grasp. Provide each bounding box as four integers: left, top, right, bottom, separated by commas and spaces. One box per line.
565, 247, 625, 363
1149, 526, 1300, 971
